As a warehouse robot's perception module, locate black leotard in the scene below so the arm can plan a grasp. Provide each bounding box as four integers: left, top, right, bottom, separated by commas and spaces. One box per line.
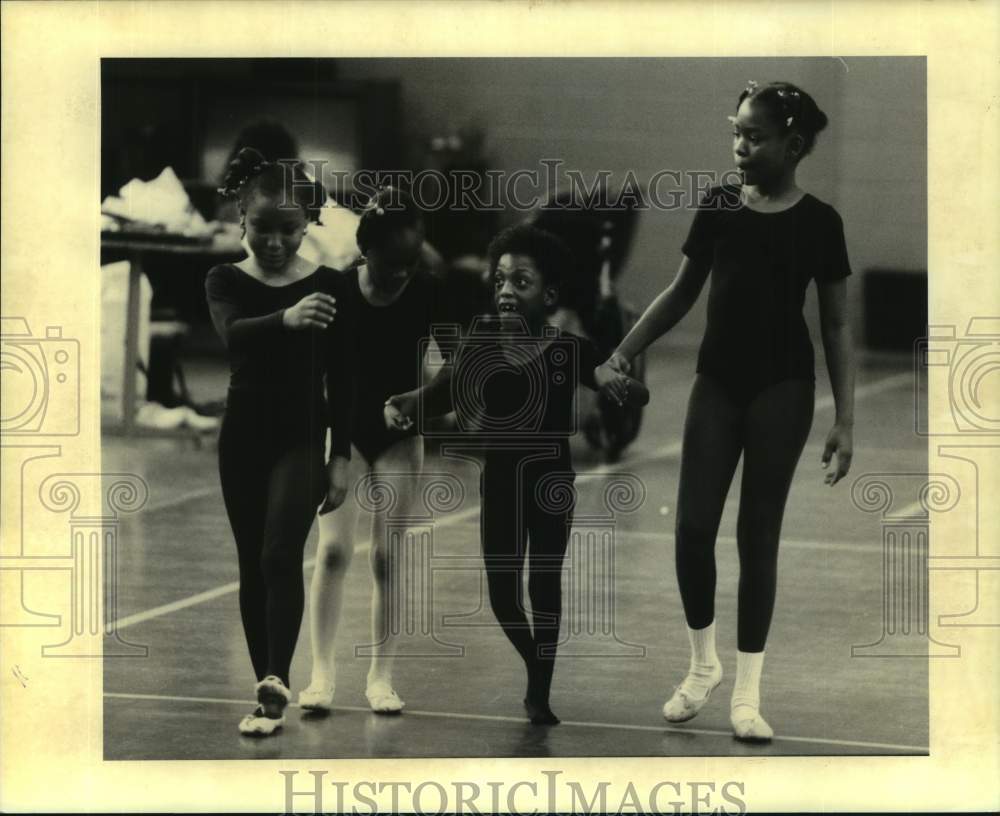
206, 263, 354, 454
205, 263, 353, 687
675, 185, 851, 653
340, 265, 463, 464
682, 184, 851, 403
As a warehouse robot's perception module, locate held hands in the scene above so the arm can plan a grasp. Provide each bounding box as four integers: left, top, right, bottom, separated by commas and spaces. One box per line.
595, 353, 648, 407
319, 456, 349, 515
821, 422, 854, 486
384, 392, 417, 432
282, 293, 337, 330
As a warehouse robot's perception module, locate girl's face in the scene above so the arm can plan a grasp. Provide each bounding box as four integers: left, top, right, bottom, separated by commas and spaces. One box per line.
731, 98, 801, 185
244, 192, 307, 273
366, 226, 424, 294
493, 253, 556, 328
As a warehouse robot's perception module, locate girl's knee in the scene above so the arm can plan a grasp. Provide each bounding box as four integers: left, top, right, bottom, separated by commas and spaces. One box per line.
259, 545, 302, 582
485, 569, 519, 611
527, 579, 561, 617
736, 514, 782, 557
675, 518, 716, 551
316, 540, 353, 574
369, 542, 390, 581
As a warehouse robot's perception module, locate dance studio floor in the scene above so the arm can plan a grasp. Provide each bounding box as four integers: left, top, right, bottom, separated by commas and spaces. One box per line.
103, 343, 929, 759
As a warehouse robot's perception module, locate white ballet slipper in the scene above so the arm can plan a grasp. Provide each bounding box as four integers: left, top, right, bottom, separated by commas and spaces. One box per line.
255, 675, 291, 718
238, 705, 284, 736
731, 706, 774, 742
365, 679, 405, 714
299, 682, 335, 711
662, 664, 723, 723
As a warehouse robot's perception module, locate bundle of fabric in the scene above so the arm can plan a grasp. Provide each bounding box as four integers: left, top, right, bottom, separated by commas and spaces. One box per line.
101, 166, 214, 240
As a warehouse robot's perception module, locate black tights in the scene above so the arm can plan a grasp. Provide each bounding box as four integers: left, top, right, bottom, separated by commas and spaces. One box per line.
675, 375, 814, 652
219, 410, 325, 688
480, 462, 573, 707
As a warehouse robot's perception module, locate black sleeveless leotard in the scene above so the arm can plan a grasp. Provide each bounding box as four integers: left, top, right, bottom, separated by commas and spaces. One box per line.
340, 265, 464, 464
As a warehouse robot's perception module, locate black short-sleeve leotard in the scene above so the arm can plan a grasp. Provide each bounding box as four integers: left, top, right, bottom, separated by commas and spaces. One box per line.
682, 184, 851, 402
341, 265, 465, 464
205, 263, 353, 455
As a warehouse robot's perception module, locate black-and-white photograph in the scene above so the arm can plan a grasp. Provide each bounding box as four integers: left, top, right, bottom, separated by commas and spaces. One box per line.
97, 55, 931, 761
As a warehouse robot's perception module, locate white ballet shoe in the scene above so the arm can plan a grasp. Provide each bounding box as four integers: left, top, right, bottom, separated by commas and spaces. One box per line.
255, 675, 291, 719
662, 664, 723, 723
365, 679, 405, 714
299, 682, 336, 711
731, 705, 774, 742
238, 705, 285, 736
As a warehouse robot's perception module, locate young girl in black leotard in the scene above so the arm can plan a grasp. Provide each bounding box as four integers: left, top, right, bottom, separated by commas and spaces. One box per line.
597, 81, 856, 741
387, 225, 646, 724
301, 188, 466, 714
206, 148, 353, 736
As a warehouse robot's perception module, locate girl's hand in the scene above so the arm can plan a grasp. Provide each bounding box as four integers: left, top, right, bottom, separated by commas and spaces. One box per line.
821, 423, 854, 486
594, 352, 635, 406
384, 393, 416, 431
282, 293, 337, 330
598, 372, 651, 408
319, 456, 349, 515
605, 352, 631, 375
595, 362, 630, 405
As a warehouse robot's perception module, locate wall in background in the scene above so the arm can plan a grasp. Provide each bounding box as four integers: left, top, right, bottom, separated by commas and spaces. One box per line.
102, 57, 926, 351
336, 57, 926, 349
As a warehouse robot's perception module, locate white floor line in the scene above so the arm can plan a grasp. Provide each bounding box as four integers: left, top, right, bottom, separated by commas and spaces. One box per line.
838, 370, 913, 402
368, 522, 877, 555
112, 579, 243, 630
622, 531, 875, 554
113, 545, 354, 630
112, 369, 911, 630
143, 485, 219, 514
102, 691, 928, 754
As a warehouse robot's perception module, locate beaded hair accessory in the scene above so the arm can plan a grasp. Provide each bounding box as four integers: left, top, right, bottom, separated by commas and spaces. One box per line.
366, 185, 389, 216
775, 87, 802, 128
737, 80, 802, 129
217, 159, 272, 198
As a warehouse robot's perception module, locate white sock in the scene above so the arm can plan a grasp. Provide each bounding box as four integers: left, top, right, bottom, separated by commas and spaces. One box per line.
685, 622, 721, 690
731, 650, 765, 716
